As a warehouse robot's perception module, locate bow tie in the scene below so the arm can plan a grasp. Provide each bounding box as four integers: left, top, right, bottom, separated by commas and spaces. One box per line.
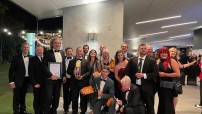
23, 55, 28, 58
101, 79, 107, 82
77, 58, 82, 61
125, 90, 130, 92
66, 57, 72, 59
54, 50, 60, 52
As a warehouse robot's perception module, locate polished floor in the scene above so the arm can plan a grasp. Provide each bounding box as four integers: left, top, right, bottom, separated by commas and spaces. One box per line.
57, 82, 202, 114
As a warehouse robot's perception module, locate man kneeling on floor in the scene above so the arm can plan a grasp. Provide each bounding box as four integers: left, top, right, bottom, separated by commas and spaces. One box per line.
116, 76, 145, 114
81, 66, 115, 114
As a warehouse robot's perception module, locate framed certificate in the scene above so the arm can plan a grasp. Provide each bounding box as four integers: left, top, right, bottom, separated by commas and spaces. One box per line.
48, 62, 62, 79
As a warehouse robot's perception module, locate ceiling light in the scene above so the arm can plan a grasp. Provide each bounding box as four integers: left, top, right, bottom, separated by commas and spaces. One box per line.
8, 32, 12, 35
136, 15, 181, 24
161, 21, 197, 28
139, 31, 168, 37
169, 34, 192, 39
152, 39, 173, 44
83, 0, 107, 4
40, 31, 43, 34
124, 37, 145, 41
3, 28, 8, 32
21, 30, 26, 34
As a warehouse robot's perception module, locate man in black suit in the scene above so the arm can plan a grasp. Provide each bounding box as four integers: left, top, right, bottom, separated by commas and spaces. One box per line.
8, 42, 31, 114
67, 47, 91, 114
179, 50, 189, 85
63, 47, 74, 114
117, 76, 145, 114
83, 44, 89, 60
121, 43, 133, 59
87, 66, 115, 114
43, 37, 66, 114
125, 44, 158, 114
29, 45, 47, 114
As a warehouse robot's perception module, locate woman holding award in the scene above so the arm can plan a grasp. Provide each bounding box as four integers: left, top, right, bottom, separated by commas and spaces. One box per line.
87, 49, 102, 84
101, 49, 115, 79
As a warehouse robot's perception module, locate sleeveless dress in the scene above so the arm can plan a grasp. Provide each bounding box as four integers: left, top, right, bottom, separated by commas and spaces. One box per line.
115, 68, 126, 99
157, 61, 175, 114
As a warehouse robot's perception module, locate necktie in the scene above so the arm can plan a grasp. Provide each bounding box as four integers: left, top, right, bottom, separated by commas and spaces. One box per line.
137, 58, 143, 72
54, 50, 60, 52
41, 57, 43, 62
66, 57, 72, 59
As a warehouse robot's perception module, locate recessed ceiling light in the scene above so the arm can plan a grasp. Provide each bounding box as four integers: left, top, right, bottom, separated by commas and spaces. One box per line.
139, 31, 168, 37
152, 39, 173, 44
136, 15, 181, 24
169, 34, 192, 39
161, 21, 197, 28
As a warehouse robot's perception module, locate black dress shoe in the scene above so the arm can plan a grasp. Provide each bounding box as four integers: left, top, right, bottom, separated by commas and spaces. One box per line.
64, 110, 69, 114
20, 111, 31, 114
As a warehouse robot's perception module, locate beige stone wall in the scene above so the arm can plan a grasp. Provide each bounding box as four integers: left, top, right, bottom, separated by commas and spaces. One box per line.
63, 0, 123, 56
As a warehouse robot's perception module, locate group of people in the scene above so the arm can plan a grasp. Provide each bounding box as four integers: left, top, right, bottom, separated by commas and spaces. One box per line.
9, 37, 197, 114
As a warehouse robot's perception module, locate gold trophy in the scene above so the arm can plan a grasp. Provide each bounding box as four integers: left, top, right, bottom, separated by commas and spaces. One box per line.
75, 61, 81, 79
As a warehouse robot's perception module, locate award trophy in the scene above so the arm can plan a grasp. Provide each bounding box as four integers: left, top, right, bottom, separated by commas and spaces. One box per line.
75, 61, 81, 79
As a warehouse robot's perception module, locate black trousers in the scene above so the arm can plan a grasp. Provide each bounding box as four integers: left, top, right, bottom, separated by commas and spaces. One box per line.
124, 106, 145, 114
63, 78, 72, 111
71, 85, 88, 114
13, 77, 30, 113
33, 83, 46, 114
44, 79, 62, 114
137, 85, 155, 114
180, 71, 186, 85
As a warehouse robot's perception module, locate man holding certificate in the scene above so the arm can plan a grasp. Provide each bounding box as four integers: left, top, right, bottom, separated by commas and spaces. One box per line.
43, 37, 66, 114
67, 47, 91, 114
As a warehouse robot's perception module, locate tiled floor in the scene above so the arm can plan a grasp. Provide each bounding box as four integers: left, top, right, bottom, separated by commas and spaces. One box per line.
57, 82, 202, 114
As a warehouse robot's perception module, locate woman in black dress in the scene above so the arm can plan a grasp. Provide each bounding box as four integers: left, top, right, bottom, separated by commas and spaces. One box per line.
157, 47, 180, 114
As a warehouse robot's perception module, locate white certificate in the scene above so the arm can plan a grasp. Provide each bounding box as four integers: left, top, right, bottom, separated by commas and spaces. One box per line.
49, 62, 61, 79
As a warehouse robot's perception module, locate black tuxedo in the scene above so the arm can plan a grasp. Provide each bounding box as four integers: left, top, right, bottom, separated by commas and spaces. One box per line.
90, 76, 115, 114
29, 56, 47, 114
67, 57, 91, 114
125, 56, 158, 114
122, 84, 145, 114
63, 56, 75, 112
8, 54, 31, 113
43, 49, 66, 114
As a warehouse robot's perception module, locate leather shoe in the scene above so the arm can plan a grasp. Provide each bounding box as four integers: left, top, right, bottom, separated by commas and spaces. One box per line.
64, 110, 69, 114
20, 110, 31, 114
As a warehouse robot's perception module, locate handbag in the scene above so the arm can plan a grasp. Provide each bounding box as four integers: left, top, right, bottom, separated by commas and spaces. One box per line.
172, 77, 183, 94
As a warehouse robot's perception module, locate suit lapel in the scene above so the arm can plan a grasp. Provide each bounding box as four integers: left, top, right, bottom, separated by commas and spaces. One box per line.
51, 50, 56, 62
142, 56, 149, 73
19, 55, 26, 70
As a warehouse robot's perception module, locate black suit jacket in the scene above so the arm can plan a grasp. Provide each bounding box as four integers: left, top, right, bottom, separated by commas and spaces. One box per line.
122, 84, 144, 108
125, 56, 158, 92
90, 76, 114, 106
67, 57, 91, 88
43, 50, 66, 78
8, 54, 31, 87
126, 52, 134, 59
28, 56, 48, 86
